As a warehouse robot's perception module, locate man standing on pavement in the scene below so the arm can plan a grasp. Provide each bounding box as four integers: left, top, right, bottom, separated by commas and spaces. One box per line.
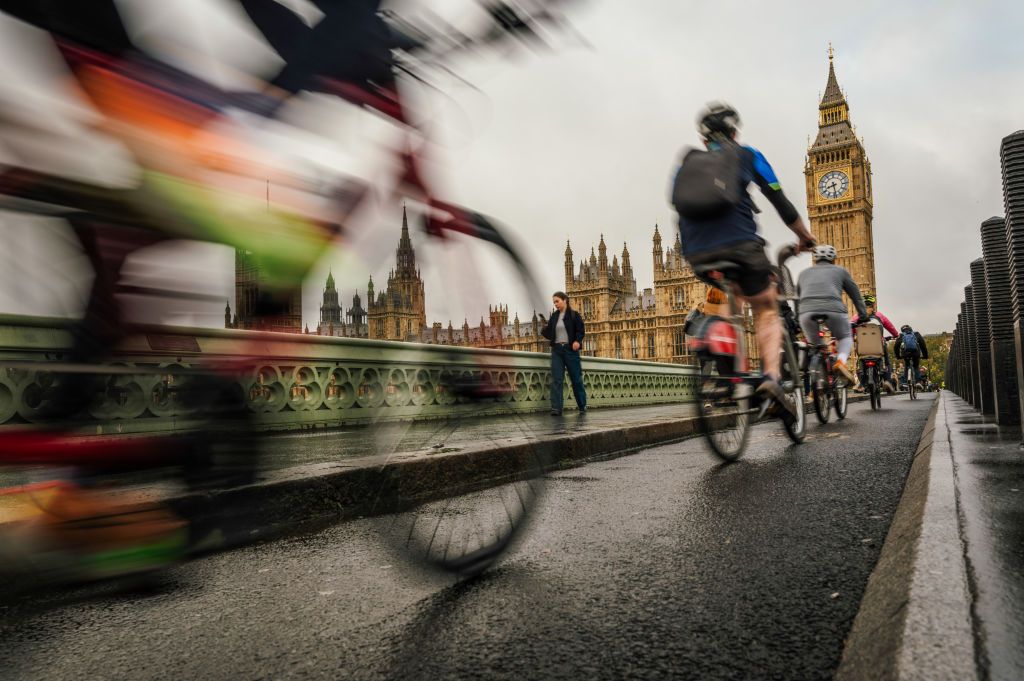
541, 292, 587, 416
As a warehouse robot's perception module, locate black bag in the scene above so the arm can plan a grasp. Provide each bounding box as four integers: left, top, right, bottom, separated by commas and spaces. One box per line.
672, 142, 746, 220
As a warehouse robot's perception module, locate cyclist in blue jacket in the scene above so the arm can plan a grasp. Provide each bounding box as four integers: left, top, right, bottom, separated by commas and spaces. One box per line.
673, 102, 816, 415
894, 325, 929, 386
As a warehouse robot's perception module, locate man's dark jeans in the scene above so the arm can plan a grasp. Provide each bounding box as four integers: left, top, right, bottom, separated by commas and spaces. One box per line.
550, 344, 586, 412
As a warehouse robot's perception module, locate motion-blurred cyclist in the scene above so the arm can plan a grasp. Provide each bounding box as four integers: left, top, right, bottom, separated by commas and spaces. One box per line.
671, 102, 816, 416
796, 245, 867, 385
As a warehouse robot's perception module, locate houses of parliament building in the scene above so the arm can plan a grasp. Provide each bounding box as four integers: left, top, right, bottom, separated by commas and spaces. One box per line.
228, 50, 876, 364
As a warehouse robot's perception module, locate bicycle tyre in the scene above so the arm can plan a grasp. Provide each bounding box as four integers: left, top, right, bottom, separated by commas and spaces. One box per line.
780, 331, 806, 444
810, 357, 831, 424
362, 210, 552, 578
835, 383, 848, 419
694, 356, 752, 462
908, 368, 917, 400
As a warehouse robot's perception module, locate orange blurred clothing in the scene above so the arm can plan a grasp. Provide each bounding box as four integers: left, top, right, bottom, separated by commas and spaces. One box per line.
76, 64, 324, 218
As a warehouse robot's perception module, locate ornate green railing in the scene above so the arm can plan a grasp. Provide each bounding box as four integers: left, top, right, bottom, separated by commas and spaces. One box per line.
0, 315, 697, 434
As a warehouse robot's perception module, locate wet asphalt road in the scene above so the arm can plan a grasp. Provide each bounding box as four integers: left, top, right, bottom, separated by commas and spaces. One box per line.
1, 395, 935, 681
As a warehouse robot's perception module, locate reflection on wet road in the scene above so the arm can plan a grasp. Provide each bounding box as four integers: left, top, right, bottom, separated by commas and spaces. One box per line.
944, 397, 1024, 680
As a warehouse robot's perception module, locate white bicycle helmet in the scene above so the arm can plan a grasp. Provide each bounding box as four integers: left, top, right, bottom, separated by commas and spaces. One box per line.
812, 244, 837, 263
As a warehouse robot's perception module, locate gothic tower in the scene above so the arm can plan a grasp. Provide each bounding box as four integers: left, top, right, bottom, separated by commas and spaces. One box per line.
320, 270, 342, 327
653, 224, 664, 273
367, 207, 427, 341
805, 46, 876, 314
348, 290, 366, 327
564, 240, 574, 286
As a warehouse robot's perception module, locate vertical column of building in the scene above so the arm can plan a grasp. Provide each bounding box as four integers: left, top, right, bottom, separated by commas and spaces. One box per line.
1000, 131, 1024, 425
980, 216, 1019, 423
969, 259, 994, 414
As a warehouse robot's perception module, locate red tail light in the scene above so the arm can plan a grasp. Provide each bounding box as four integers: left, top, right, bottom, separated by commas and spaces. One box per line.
866, 360, 876, 367
818, 331, 825, 337
705, 320, 739, 357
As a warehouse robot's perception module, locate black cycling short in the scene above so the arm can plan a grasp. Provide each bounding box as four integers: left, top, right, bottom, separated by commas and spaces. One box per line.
685, 240, 774, 297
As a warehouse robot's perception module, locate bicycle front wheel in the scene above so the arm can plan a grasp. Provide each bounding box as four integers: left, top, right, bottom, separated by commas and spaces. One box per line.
358, 208, 551, 578
695, 356, 752, 462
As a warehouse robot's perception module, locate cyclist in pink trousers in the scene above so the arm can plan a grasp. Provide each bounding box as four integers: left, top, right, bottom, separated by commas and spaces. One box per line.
850, 293, 898, 392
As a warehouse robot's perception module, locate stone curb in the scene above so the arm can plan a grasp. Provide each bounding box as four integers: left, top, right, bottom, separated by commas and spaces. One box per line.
171, 412, 704, 549
173, 393, 872, 551
835, 391, 978, 681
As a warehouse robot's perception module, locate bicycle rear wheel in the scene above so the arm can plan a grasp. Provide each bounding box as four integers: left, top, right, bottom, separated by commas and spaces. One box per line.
810, 358, 831, 424
908, 368, 918, 400
835, 382, 848, 419
695, 356, 752, 462
869, 371, 881, 410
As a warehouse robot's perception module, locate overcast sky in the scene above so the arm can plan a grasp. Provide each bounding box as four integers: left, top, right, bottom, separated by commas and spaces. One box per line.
1, 0, 1023, 334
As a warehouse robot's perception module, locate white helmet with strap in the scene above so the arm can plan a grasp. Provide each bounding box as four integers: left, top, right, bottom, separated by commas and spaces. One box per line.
812, 244, 837, 263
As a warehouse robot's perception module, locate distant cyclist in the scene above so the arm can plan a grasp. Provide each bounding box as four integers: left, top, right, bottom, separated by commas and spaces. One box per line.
894, 325, 929, 386
851, 293, 899, 392
796, 245, 867, 385
671, 102, 816, 415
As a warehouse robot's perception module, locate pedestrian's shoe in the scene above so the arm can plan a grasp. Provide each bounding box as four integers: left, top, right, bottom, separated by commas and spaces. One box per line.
833, 359, 856, 385
550, 409, 562, 416
756, 378, 797, 420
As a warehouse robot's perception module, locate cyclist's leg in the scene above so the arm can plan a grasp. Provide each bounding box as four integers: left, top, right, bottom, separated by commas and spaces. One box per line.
820, 313, 855, 382
797, 313, 825, 355
911, 353, 922, 382
39, 216, 161, 418
723, 241, 780, 380
741, 287, 780, 379
823, 314, 853, 363
881, 343, 893, 388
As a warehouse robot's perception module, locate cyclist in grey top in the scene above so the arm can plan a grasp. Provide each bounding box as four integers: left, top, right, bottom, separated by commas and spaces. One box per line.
796, 245, 868, 384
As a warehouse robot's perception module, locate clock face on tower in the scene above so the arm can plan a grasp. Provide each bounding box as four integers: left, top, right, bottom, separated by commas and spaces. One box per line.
818, 170, 849, 200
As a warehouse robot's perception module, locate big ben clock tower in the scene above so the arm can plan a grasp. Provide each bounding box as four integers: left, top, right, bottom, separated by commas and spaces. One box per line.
805, 46, 876, 314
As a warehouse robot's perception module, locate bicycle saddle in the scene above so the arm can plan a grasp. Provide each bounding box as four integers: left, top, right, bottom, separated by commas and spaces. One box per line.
692, 260, 744, 278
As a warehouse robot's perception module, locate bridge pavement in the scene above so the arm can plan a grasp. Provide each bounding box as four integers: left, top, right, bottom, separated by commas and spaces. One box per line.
1, 395, 936, 680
